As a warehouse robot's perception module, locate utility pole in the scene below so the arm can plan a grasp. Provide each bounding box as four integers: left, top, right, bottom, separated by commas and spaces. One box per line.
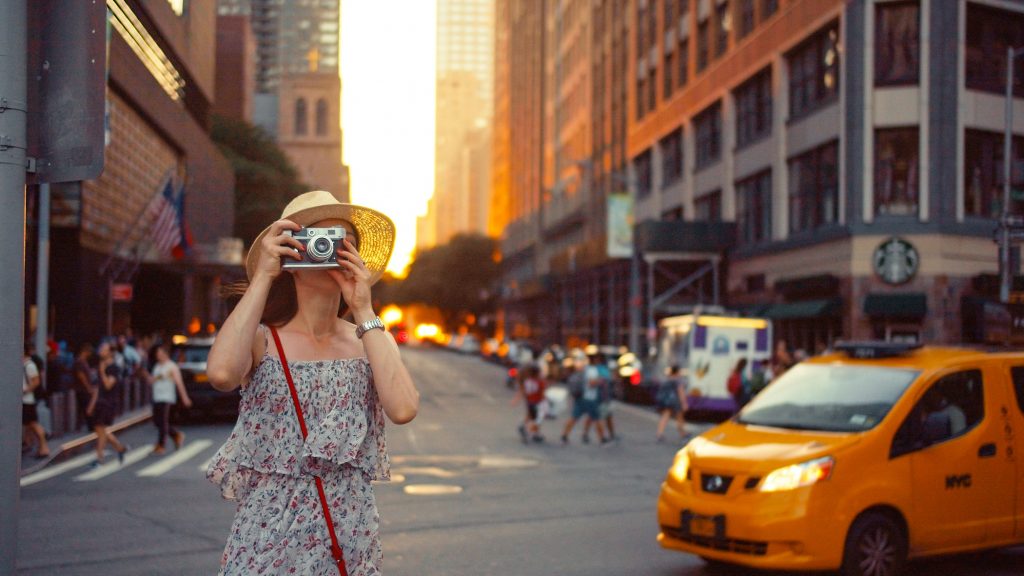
0, 0, 27, 573
1000, 45, 1024, 304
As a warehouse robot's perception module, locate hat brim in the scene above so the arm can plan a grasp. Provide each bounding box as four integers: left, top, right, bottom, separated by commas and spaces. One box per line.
245, 203, 395, 285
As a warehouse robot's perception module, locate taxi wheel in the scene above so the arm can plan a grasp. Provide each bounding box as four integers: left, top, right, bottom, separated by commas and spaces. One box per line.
841, 512, 908, 576
699, 557, 743, 574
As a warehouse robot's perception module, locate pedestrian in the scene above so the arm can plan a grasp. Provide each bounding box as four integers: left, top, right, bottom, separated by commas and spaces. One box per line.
22, 343, 50, 459
727, 358, 751, 411
656, 365, 689, 443
87, 341, 129, 466
72, 343, 96, 431
513, 364, 547, 443
772, 340, 794, 378
561, 353, 608, 445
146, 344, 193, 455
595, 354, 618, 441
205, 191, 419, 575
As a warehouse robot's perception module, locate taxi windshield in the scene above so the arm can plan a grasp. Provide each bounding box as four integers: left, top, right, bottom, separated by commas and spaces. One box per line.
736, 363, 919, 432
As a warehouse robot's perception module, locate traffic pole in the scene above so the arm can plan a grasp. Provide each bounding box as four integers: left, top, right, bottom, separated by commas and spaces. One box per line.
34, 183, 49, 368
1001, 46, 1014, 304
0, 0, 28, 573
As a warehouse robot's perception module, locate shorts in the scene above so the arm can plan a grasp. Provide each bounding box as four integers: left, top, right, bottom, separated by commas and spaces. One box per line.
92, 401, 116, 427
572, 399, 600, 420
22, 403, 38, 424
526, 402, 540, 422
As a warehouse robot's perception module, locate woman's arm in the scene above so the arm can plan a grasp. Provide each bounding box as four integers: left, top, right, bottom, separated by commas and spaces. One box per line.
358, 323, 419, 424
171, 364, 193, 408
99, 361, 116, 391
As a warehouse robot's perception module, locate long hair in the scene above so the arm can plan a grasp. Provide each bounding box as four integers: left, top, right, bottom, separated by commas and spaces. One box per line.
221, 274, 350, 327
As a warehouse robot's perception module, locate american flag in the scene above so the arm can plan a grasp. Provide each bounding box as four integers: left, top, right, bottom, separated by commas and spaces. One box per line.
148, 179, 181, 257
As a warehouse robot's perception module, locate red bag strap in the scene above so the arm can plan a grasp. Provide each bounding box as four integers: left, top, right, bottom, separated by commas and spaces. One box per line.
269, 327, 349, 576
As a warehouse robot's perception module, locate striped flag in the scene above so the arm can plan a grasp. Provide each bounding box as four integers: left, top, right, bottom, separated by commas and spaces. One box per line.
148, 179, 181, 258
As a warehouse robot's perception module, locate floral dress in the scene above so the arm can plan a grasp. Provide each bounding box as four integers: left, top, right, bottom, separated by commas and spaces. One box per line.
207, 326, 390, 575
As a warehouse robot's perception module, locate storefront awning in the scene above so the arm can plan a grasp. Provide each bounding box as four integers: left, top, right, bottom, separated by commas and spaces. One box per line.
762, 298, 842, 319
863, 293, 927, 317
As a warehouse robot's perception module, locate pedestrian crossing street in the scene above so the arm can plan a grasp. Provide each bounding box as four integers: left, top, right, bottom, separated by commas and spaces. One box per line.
21, 439, 216, 487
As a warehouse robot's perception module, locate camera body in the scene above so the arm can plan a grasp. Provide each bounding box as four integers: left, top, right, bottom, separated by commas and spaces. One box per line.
282, 226, 346, 270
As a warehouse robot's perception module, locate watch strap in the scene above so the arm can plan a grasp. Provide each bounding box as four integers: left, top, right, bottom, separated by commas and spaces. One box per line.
356, 317, 385, 339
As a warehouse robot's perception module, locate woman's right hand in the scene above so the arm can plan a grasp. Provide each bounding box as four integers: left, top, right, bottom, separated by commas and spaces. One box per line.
252, 219, 305, 281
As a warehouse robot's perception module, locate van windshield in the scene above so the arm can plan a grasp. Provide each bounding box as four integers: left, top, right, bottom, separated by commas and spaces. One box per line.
736, 364, 919, 432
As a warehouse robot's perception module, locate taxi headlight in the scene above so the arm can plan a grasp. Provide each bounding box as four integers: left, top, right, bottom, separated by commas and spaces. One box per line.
668, 451, 690, 483
759, 456, 834, 492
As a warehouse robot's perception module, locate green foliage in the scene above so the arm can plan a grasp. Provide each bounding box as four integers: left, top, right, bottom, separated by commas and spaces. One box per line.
210, 114, 308, 245
397, 234, 500, 331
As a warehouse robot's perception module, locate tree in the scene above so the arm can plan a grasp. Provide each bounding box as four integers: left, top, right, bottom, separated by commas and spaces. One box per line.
398, 234, 500, 332
210, 114, 308, 246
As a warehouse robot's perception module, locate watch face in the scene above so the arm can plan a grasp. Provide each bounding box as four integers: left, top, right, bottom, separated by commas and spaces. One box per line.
873, 237, 919, 285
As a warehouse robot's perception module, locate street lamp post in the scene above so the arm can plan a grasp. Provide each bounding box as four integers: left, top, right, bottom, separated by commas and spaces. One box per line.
1000, 45, 1024, 304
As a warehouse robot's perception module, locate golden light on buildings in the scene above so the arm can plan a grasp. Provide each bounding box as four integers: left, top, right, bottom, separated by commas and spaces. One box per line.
381, 305, 404, 327
414, 323, 441, 340
188, 316, 201, 335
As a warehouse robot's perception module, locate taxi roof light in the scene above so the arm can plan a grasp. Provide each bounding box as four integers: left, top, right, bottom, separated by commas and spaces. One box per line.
834, 340, 922, 359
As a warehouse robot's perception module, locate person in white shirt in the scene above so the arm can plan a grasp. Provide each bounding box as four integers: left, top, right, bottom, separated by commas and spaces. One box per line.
22, 345, 50, 458
146, 344, 192, 455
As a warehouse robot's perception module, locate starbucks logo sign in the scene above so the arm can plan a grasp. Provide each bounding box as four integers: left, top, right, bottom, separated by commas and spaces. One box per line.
873, 237, 919, 285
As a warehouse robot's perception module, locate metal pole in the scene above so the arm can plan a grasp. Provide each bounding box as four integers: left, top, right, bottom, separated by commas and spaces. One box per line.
646, 256, 655, 354
629, 246, 641, 354
1001, 45, 1014, 304
34, 183, 49, 365
0, 0, 28, 572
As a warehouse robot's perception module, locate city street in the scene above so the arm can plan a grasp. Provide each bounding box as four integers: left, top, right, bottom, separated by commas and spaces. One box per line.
15, 346, 1024, 576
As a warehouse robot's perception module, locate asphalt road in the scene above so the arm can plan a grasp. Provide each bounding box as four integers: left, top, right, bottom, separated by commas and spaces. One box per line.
15, 346, 1024, 575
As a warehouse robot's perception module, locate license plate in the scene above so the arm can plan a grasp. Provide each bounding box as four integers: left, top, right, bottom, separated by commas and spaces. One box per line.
690, 516, 717, 538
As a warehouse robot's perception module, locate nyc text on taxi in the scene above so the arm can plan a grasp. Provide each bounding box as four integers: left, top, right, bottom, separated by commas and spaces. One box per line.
657, 342, 1024, 576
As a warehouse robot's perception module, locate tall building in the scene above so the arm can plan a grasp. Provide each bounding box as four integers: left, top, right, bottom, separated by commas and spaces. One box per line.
497, 0, 1024, 351
217, 0, 349, 201
427, 0, 496, 246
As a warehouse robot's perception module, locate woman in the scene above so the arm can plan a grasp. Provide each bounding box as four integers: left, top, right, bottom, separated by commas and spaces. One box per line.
513, 364, 546, 443
727, 358, 751, 411
206, 191, 419, 576
87, 341, 128, 465
147, 344, 193, 455
72, 343, 96, 431
655, 365, 688, 443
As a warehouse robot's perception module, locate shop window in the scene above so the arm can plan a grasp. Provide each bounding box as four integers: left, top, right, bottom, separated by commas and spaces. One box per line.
695, 190, 722, 221
734, 67, 773, 149
694, 100, 722, 170
875, 2, 920, 86
788, 141, 839, 233
966, 2, 1024, 98
891, 370, 985, 458
660, 128, 683, 187
736, 170, 772, 244
965, 129, 1024, 219
662, 206, 684, 221
874, 128, 919, 216
294, 98, 308, 136
787, 23, 840, 120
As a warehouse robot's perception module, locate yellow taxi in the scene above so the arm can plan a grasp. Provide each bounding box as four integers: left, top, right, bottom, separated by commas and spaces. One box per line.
657, 341, 1024, 576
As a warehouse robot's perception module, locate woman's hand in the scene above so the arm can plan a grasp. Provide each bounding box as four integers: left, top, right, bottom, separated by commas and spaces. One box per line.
327, 238, 374, 319
252, 219, 305, 282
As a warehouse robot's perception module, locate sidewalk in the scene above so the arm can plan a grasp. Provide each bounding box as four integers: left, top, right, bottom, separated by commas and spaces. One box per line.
19, 407, 152, 477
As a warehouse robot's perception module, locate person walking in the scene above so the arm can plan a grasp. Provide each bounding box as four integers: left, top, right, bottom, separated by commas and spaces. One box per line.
147, 344, 193, 455
22, 344, 50, 459
205, 191, 419, 575
561, 354, 608, 445
656, 365, 689, 443
72, 343, 96, 431
513, 364, 547, 443
727, 358, 751, 411
87, 341, 128, 465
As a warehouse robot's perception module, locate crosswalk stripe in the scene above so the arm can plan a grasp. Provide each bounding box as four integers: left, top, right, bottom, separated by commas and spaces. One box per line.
197, 456, 213, 472
136, 440, 213, 477
21, 451, 103, 487
73, 446, 154, 481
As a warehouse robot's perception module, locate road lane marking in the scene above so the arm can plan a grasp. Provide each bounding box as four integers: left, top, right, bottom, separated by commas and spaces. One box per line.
73, 446, 154, 481
392, 466, 458, 478
136, 440, 213, 477
197, 456, 213, 472
20, 451, 103, 487
403, 484, 463, 495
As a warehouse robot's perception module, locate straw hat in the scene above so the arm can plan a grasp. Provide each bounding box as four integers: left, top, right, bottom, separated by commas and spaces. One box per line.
245, 190, 395, 285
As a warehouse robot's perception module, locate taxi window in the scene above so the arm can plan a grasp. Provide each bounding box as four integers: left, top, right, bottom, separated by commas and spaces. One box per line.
1011, 367, 1024, 415
891, 369, 984, 458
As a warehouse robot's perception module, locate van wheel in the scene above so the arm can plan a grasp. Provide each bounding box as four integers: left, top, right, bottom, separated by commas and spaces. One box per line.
841, 512, 907, 576
699, 557, 742, 574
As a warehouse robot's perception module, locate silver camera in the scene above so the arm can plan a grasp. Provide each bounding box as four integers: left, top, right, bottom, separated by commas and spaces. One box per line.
282, 226, 346, 270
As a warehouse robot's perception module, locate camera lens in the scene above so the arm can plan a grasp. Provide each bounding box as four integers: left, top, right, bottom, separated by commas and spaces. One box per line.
305, 233, 334, 263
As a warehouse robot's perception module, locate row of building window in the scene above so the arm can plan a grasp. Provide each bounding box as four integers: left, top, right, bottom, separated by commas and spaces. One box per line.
294, 98, 330, 136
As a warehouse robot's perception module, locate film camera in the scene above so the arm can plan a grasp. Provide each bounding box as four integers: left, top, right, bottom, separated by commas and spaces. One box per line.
282, 226, 346, 270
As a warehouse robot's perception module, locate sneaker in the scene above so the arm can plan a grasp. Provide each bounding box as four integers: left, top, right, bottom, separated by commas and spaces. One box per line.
560, 435, 569, 445
517, 424, 528, 444
153, 444, 166, 455
531, 434, 545, 443
117, 445, 129, 465
656, 435, 665, 443
582, 435, 590, 444
89, 459, 103, 469
600, 437, 612, 446
172, 431, 185, 450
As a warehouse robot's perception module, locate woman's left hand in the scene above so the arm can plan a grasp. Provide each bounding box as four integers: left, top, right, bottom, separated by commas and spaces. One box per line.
327, 238, 373, 316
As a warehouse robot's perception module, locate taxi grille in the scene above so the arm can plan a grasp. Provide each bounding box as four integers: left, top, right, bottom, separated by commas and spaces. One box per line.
661, 526, 768, 556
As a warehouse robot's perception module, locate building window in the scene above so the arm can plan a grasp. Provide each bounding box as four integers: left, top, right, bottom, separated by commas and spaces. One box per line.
636, 77, 647, 120
715, 1, 730, 59
697, 19, 709, 73
762, 0, 778, 19
664, 48, 676, 99
875, 2, 920, 86
694, 101, 722, 170
787, 23, 840, 119
788, 141, 839, 233
874, 128, 919, 216
736, 170, 772, 244
660, 128, 684, 187
295, 98, 308, 136
695, 190, 722, 221
648, 63, 657, 111
635, 149, 653, 199
966, 2, 1024, 98
315, 98, 328, 136
678, 38, 689, 89
734, 67, 772, 149
738, 0, 755, 39
965, 129, 1024, 219
662, 206, 685, 220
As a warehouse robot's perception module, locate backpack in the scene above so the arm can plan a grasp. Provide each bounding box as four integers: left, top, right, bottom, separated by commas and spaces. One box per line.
727, 372, 742, 397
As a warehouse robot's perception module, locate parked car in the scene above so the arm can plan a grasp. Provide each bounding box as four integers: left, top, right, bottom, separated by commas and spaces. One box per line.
170, 336, 239, 419
657, 341, 1024, 576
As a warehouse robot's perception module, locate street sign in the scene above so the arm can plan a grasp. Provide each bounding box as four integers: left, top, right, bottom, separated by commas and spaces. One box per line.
992, 226, 1024, 244
26, 0, 107, 184
110, 283, 133, 302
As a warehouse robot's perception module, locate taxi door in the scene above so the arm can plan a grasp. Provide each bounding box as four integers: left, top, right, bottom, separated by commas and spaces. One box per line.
892, 368, 1004, 550
1009, 365, 1024, 539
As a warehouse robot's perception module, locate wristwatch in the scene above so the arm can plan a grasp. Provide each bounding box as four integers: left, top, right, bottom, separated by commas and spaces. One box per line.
355, 316, 385, 339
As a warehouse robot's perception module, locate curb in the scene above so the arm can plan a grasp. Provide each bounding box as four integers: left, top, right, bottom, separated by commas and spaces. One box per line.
20, 408, 153, 477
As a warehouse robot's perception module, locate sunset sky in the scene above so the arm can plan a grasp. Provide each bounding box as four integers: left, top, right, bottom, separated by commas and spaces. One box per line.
341, 1, 437, 276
